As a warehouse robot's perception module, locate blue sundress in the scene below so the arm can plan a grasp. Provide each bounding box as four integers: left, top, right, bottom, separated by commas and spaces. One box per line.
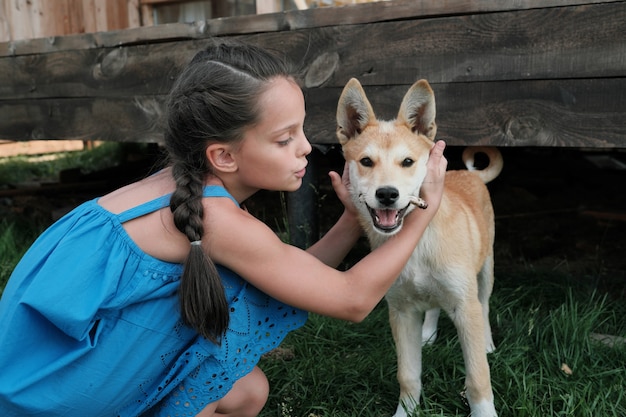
0, 185, 307, 416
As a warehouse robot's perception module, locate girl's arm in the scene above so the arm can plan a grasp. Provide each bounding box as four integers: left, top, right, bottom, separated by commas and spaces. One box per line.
211, 201, 435, 322
209, 141, 447, 322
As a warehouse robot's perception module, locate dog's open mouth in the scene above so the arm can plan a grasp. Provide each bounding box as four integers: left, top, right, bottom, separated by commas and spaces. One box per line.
368, 205, 409, 232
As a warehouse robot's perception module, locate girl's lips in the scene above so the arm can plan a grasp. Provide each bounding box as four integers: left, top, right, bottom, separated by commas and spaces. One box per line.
295, 168, 306, 178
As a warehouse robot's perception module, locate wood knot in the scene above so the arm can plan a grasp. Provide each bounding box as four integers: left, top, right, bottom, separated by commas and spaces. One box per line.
504, 115, 554, 145
92, 47, 127, 80
304, 52, 339, 88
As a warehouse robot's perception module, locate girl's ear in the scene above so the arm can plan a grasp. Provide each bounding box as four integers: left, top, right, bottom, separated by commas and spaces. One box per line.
206, 143, 238, 173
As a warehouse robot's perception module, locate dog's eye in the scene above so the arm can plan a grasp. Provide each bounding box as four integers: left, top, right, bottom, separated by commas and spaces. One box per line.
360, 157, 373, 167
401, 158, 414, 167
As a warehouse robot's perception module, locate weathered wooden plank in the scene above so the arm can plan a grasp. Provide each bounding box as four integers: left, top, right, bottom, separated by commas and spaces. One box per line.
2, 79, 623, 147
0, 0, 618, 57
0, 0, 623, 148
1, 2, 623, 100
0, 96, 166, 143
305, 78, 626, 147
0, 42, 195, 100
296, 1, 626, 87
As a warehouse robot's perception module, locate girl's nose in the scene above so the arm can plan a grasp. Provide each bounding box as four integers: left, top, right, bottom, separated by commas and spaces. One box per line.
298, 130, 312, 157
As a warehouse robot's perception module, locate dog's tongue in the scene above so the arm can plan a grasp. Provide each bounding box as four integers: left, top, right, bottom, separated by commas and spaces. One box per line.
376, 209, 398, 227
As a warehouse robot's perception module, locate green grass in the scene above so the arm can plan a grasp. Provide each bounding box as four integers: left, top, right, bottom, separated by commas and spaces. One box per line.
259, 270, 626, 417
0, 142, 137, 185
0, 220, 42, 293
1, 145, 624, 416
3, 221, 623, 416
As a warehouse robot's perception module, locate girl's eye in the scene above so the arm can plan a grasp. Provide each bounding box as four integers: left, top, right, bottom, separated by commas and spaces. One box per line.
278, 137, 293, 146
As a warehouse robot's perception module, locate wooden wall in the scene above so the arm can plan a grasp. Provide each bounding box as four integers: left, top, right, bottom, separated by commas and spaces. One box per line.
0, 0, 624, 148
0, 0, 142, 42
0, 0, 385, 42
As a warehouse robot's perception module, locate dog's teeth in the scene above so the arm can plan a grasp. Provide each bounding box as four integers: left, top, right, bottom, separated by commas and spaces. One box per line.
409, 196, 428, 209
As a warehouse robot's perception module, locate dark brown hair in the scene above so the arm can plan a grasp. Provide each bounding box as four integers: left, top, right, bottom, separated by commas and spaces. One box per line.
164, 40, 297, 344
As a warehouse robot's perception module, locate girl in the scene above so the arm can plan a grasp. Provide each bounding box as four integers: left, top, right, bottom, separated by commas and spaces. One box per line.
0, 40, 447, 416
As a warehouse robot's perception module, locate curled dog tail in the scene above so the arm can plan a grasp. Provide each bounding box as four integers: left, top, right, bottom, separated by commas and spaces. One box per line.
462, 147, 503, 184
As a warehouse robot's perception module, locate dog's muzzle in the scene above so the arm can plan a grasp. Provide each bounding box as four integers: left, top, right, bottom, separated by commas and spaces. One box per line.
367, 204, 410, 233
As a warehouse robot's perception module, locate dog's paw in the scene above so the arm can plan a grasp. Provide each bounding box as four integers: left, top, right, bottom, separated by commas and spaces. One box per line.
469, 399, 497, 417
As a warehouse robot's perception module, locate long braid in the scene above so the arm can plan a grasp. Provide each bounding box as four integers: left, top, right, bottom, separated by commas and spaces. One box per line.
170, 163, 227, 344
164, 39, 299, 344
170, 163, 204, 242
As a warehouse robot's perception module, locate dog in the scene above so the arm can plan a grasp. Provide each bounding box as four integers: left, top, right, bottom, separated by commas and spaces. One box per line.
336, 78, 503, 417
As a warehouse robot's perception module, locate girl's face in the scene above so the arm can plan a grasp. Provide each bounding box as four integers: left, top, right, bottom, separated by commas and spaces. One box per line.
233, 77, 312, 192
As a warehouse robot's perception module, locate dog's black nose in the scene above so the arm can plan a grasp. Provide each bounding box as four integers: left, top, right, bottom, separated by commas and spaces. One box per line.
375, 187, 399, 206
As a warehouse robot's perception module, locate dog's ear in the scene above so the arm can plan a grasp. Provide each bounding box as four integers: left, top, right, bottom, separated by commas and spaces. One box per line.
397, 79, 437, 140
336, 78, 377, 145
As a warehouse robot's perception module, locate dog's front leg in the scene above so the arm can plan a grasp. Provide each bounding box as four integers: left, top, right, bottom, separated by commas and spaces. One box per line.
388, 304, 423, 417
451, 300, 497, 417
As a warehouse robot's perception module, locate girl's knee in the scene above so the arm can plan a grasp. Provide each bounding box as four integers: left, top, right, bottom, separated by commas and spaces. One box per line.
243, 367, 269, 414
205, 366, 268, 417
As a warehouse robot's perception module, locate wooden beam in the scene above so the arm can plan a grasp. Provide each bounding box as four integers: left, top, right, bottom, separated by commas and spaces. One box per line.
1, 79, 624, 148
0, 0, 624, 148
0, 96, 166, 143
303, 79, 626, 147
1, 2, 623, 99
2, 0, 620, 56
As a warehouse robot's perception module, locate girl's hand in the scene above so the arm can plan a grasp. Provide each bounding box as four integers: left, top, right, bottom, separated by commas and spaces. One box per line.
419, 140, 447, 212
329, 162, 358, 217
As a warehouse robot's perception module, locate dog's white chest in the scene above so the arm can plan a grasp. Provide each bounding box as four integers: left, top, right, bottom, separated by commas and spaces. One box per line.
386, 255, 442, 311
367, 228, 441, 305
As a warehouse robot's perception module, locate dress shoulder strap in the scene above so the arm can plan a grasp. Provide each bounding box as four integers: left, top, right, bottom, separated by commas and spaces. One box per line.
200, 185, 239, 206
116, 185, 239, 223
